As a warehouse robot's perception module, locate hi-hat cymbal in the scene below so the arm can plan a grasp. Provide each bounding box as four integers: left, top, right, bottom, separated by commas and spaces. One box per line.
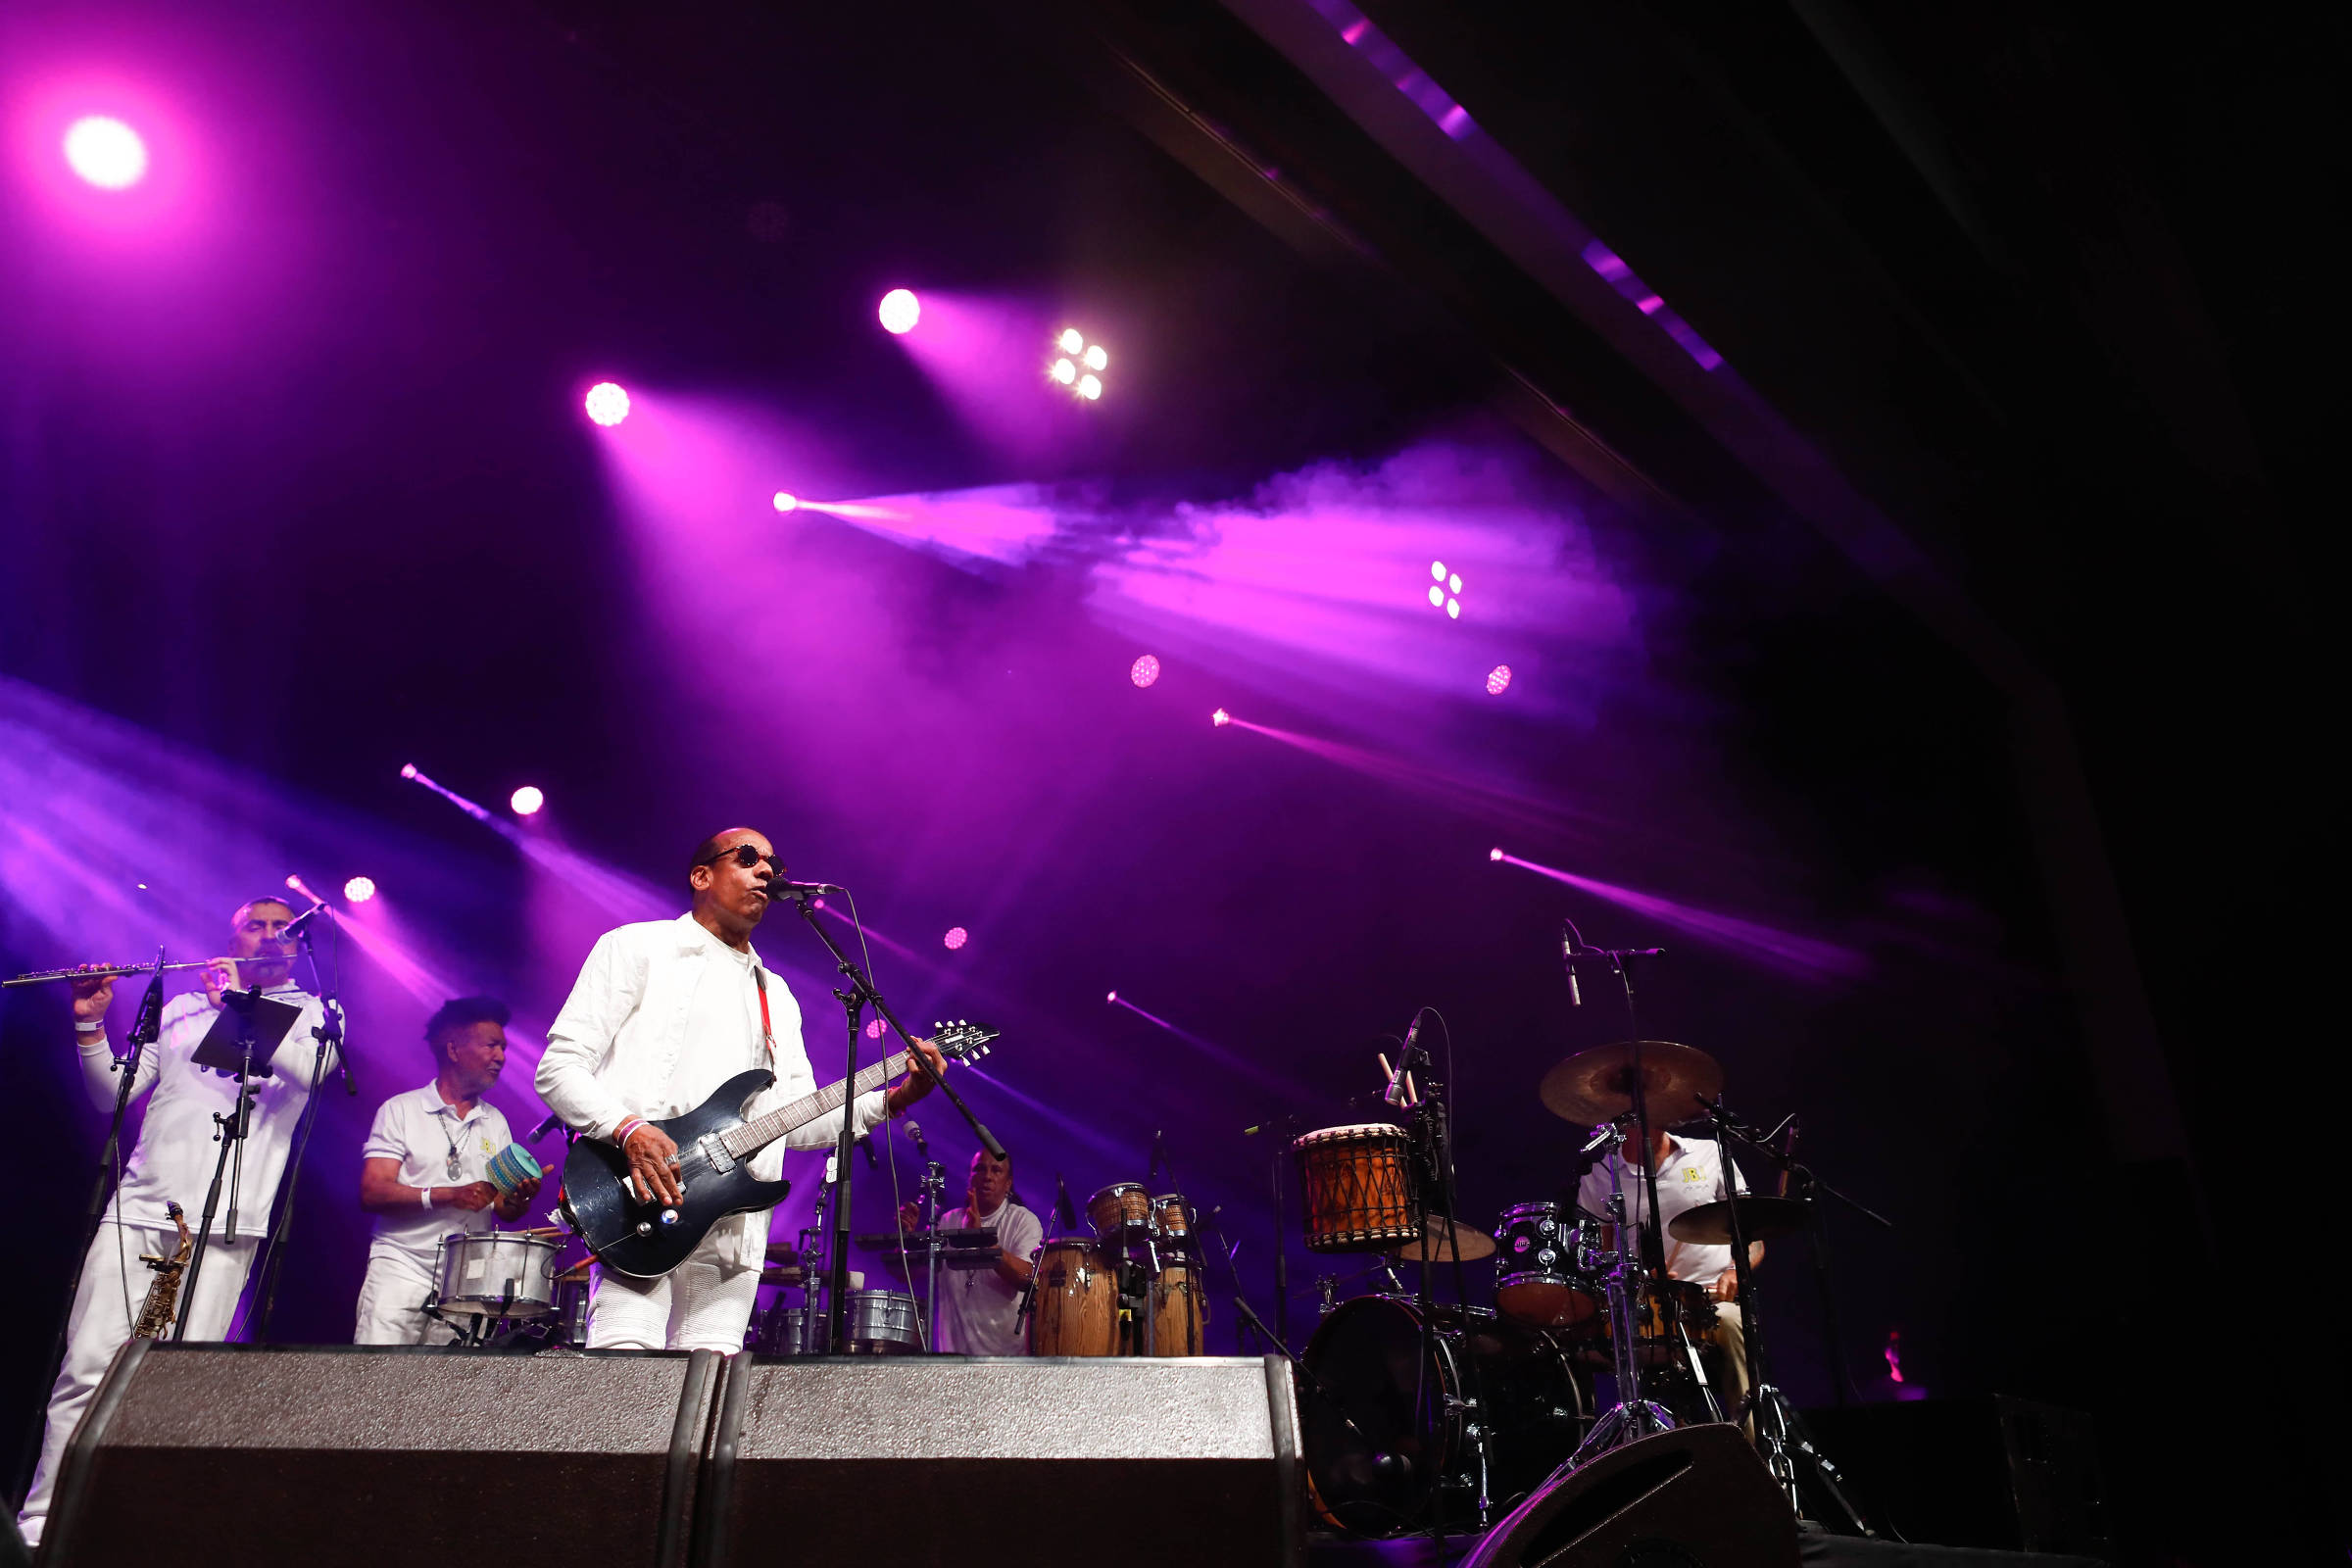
1667, 1196, 1813, 1246
1539, 1040, 1723, 1128
1389, 1216, 1497, 1264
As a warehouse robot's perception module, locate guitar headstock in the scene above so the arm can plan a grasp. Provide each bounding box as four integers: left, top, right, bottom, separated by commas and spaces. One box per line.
929, 1019, 1000, 1063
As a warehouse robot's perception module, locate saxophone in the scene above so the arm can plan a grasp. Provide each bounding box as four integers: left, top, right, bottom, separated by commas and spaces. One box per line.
133, 1200, 195, 1340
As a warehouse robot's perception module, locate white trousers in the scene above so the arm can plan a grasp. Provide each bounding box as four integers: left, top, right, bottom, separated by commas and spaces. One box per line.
587, 1233, 760, 1352
17, 1219, 255, 1547
353, 1250, 461, 1346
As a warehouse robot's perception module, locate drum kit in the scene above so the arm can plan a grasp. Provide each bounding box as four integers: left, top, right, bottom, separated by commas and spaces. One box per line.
1281, 1028, 1880, 1539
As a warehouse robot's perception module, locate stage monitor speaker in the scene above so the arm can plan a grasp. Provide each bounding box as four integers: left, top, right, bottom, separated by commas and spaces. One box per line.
41, 1345, 1300, 1568
1460, 1425, 1799, 1568
693, 1353, 1301, 1567
43, 1341, 724, 1568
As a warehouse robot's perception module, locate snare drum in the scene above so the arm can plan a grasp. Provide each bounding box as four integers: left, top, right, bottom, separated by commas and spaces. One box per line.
1087, 1182, 1153, 1240
1292, 1123, 1420, 1253
840, 1290, 922, 1354
755, 1304, 817, 1357
434, 1231, 559, 1318
1027, 1237, 1119, 1355
1494, 1201, 1599, 1329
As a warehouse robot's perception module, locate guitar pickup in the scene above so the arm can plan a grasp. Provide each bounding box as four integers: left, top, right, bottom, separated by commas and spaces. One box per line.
698, 1134, 737, 1175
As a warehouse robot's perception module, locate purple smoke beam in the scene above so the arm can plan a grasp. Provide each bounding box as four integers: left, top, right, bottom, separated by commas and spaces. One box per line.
1489, 848, 1867, 983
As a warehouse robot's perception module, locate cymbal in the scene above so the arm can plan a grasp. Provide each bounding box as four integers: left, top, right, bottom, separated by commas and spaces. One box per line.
1389, 1216, 1497, 1264
1539, 1040, 1723, 1128
1667, 1196, 1813, 1246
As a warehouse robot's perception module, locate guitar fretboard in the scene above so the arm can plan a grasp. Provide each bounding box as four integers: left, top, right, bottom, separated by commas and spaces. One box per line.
719, 1049, 910, 1160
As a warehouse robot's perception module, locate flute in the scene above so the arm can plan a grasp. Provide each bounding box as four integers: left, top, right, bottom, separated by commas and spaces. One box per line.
2, 957, 287, 989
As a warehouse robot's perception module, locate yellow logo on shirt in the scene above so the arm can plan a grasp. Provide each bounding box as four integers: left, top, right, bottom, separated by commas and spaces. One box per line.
1683, 1167, 1700, 1184
482, 1138, 497, 1154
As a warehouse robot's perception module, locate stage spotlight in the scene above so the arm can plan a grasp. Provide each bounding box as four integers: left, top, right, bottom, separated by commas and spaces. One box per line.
1490, 847, 1504, 861
772, 491, 799, 514
1428, 585, 1445, 608
64, 116, 146, 189
343, 876, 377, 904
1448, 572, 1462, 593
1487, 664, 1513, 695
584, 382, 631, 426
1057, 328, 1084, 354
1050, 358, 1077, 385
1082, 344, 1107, 371
510, 785, 545, 816
399, 763, 418, 780
1211, 708, 1231, 727
1446, 599, 1460, 619
944, 926, 969, 951
878, 288, 921, 334
864, 1018, 885, 1039
1130, 654, 1161, 688
1430, 561, 1446, 581
1077, 373, 1102, 401
1105, 990, 1119, 1004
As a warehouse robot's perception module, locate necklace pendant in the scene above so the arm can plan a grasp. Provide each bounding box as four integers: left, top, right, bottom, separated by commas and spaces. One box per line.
446, 1151, 462, 1181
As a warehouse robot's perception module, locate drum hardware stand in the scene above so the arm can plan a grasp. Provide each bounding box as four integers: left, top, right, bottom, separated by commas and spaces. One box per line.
906, 1120, 949, 1349
1696, 1094, 1880, 1535
1565, 930, 1673, 1289
1243, 1110, 1308, 1348
1559, 1117, 1676, 1470
784, 888, 1003, 1355
1390, 1018, 1496, 1533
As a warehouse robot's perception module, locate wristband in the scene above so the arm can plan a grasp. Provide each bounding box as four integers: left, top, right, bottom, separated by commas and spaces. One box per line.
74, 1019, 104, 1036
615, 1116, 647, 1148
420, 1187, 433, 1209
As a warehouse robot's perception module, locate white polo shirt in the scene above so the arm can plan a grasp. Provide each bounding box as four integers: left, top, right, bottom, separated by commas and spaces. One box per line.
1576, 1134, 1748, 1285
362, 1082, 514, 1268
931, 1200, 1044, 1356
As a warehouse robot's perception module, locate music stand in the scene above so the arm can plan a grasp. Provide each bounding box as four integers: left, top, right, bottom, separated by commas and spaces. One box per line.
173, 989, 301, 1338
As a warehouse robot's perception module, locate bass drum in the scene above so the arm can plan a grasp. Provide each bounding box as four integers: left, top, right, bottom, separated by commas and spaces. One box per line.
1301, 1297, 1588, 1536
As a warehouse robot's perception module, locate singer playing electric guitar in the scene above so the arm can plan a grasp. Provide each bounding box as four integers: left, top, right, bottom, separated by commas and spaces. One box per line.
535, 827, 955, 1352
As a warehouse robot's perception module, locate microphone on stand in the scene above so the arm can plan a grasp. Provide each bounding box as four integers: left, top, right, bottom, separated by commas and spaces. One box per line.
1148, 1130, 1165, 1188
904, 1119, 928, 1157
1382, 1013, 1422, 1107
283, 904, 334, 942
528, 1110, 565, 1142
1054, 1173, 1079, 1233
760, 878, 844, 899
858, 1130, 878, 1169
1561, 922, 1582, 1006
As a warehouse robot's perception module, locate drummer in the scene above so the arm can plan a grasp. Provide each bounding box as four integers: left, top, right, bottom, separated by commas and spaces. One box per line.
1578, 1123, 1763, 1418
354, 996, 539, 1345
900, 1148, 1040, 1355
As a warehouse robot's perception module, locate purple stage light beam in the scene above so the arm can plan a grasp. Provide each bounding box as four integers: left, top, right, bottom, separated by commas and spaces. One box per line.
399, 763, 491, 822
1107, 992, 1317, 1100
1216, 711, 1603, 840
1489, 848, 1867, 982
878, 289, 921, 335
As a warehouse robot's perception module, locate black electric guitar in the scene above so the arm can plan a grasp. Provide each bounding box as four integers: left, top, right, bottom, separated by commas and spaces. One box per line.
559, 1021, 999, 1278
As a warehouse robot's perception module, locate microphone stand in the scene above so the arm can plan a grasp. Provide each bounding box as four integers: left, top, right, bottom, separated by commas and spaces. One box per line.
787, 891, 1003, 1355
250, 921, 349, 1341
15, 950, 168, 1503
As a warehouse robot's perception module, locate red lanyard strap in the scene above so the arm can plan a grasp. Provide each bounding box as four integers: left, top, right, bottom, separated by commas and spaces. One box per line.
753, 967, 775, 1059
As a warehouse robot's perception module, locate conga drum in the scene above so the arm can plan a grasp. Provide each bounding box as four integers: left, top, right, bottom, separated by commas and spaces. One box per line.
1026, 1238, 1119, 1356
1148, 1258, 1210, 1356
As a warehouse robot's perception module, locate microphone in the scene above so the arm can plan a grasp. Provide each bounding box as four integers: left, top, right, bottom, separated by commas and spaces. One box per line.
858, 1131, 878, 1169
1561, 922, 1582, 1006
904, 1119, 928, 1156
284, 904, 333, 941
1149, 1130, 1165, 1187
1383, 1013, 1422, 1107
529, 1110, 565, 1142
760, 878, 843, 899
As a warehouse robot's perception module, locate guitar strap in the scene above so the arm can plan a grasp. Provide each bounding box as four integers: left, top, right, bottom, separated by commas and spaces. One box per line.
753, 966, 775, 1061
